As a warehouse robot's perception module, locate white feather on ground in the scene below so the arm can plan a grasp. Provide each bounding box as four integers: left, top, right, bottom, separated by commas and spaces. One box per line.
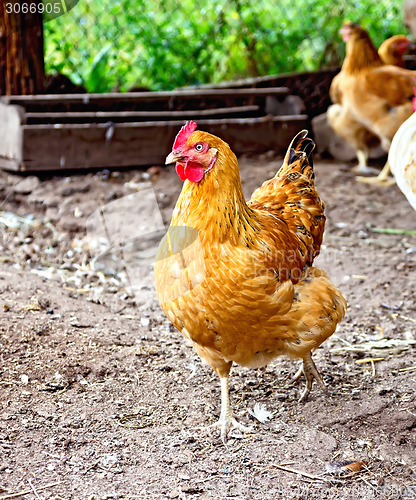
248, 403, 274, 423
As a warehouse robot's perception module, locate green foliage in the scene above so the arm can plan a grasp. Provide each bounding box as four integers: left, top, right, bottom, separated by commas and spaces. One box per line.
43, 0, 405, 92
84, 44, 113, 92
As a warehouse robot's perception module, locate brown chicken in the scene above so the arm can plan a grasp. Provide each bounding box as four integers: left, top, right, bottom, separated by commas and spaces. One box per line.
155, 123, 346, 442
378, 35, 411, 67
328, 29, 413, 175
330, 33, 411, 104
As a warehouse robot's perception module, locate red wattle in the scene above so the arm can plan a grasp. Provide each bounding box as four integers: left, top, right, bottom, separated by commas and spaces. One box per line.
184, 161, 205, 183
175, 163, 187, 181
175, 160, 205, 183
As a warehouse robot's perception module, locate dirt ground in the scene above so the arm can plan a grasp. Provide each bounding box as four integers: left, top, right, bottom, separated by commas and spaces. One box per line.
0, 148, 415, 499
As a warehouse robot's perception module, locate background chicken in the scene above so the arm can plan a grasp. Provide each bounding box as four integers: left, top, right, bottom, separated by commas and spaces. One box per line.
328, 27, 414, 175
155, 123, 346, 442
378, 34, 412, 67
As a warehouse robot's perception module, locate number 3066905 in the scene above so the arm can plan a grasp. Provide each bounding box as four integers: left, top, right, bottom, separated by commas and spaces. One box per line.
5, 3, 62, 14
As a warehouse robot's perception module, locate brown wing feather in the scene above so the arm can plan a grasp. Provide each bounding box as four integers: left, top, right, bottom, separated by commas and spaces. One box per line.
362, 66, 415, 106
248, 131, 325, 277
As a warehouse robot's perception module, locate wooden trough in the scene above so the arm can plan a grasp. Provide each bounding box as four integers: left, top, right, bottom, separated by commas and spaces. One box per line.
0, 86, 308, 172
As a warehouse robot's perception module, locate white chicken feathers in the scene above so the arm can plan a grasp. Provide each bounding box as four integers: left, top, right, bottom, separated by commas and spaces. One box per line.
388, 110, 416, 211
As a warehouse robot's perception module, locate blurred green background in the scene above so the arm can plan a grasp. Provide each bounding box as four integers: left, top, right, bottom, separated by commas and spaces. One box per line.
43, 0, 405, 92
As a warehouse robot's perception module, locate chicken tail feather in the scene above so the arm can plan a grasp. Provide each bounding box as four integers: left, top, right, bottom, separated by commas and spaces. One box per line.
280, 130, 315, 177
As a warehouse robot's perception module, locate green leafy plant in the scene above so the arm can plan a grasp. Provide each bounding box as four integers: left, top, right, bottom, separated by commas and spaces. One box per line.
43, 0, 405, 92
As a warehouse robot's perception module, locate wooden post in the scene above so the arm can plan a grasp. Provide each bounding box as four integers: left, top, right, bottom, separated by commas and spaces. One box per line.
0, 0, 45, 95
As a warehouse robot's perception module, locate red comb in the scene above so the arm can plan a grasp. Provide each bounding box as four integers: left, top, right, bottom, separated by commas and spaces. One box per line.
173, 121, 197, 149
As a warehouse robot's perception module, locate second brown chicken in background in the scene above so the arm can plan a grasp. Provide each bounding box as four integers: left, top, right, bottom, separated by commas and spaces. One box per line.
328, 24, 415, 177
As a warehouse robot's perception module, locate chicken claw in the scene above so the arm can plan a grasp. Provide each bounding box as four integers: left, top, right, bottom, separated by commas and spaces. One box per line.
356, 175, 396, 186
352, 164, 382, 175
356, 161, 396, 186
212, 413, 254, 445
292, 352, 327, 402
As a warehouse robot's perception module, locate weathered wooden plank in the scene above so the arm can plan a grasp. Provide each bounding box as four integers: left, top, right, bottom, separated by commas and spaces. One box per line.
0, 102, 24, 167
0, 157, 20, 170
17, 115, 308, 172
25, 105, 261, 124
1, 89, 289, 114
185, 69, 340, 117
0, 87, 289, 106
21, 121, 175, 171
185, 68, 340, 90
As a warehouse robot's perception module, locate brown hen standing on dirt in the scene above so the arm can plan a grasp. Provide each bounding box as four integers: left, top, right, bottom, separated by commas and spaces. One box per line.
328, 24, 415, 176
154, 123, 346, 442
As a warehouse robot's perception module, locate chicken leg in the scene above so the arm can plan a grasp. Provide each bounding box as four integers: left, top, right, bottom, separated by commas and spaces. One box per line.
292, 352, 327, 402
215, 374, 253, 444
356, 160, 396, 186
352, 149, 380, 175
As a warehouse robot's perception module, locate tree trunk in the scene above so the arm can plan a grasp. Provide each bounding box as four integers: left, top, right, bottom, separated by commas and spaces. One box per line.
0, 0, 45, 95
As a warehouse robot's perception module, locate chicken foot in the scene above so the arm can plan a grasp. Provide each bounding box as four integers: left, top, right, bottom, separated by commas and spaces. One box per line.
292, 352, 327, 402
213, 374, 253, 444
356, 160, 396, 186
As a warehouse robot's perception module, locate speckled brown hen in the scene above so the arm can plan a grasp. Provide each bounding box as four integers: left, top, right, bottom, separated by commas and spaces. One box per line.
154, 123, 346, 442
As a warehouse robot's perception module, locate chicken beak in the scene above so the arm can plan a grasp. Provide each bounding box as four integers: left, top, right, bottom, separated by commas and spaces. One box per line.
165, 151, 182, 165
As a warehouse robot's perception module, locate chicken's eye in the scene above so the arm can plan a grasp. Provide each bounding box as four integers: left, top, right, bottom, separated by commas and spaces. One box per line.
195, 143, 204, 152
